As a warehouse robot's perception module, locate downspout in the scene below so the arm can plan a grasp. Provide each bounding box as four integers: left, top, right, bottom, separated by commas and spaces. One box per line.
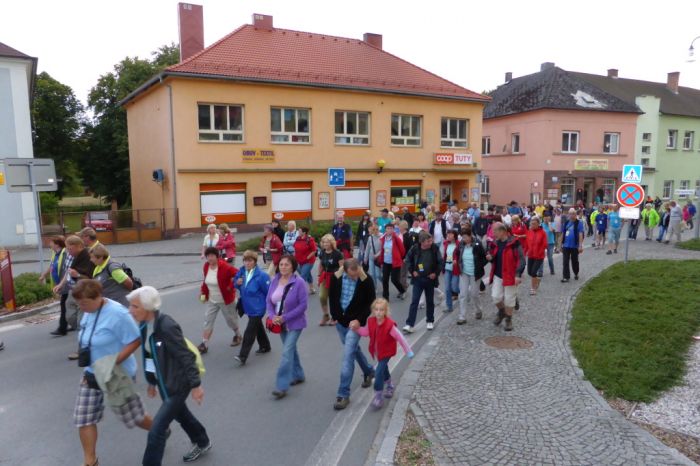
161, 76, 178, 223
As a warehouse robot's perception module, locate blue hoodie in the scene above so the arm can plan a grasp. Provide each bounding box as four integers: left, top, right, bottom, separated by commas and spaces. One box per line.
234, 266, 271, 317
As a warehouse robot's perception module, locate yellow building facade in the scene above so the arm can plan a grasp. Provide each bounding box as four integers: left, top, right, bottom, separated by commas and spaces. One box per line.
123, 14, 487, 229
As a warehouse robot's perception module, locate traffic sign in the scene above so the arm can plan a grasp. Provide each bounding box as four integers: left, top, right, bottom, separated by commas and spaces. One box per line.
328, 168, 345, 187
616, 183, 644, 208
619, 207, 640, 220
621, 164, 642, 184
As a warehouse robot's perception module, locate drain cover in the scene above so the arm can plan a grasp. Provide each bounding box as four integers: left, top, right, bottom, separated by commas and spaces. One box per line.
484, 336, 533, 349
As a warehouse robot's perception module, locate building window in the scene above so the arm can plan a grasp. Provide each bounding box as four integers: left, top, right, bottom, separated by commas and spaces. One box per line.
680, 180, 691, 198
482, 136, 491, 155
663, 180, 673, 199
198, 104, 244, 142
334, 111, 369, 145
391, 114, 422, 146
641, 158, 650, 167
603, 132, 620, 154
480, 175, 490, 195
641, 145, 651, 155
602, 178, 616, 203
562, 131, 579, 153
696, 179, 700, 192
511, 133, 520, 154
270, 107, 310, 143
683, 131, 694, 150
667, 130, 678, 149
642, 132, 652, 142
560, 177, 575, 204
440, 117, 468, 148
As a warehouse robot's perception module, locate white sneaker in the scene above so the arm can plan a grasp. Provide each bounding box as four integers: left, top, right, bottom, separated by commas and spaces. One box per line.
402, 325, 414, 333
426, 322, 434, 330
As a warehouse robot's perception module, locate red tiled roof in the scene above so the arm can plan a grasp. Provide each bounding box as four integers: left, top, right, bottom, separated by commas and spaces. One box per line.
167, 25, 488, 102
0, 41, 33, 59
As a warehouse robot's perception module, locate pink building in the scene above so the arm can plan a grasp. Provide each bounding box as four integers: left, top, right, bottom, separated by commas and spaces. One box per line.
481, 63, 640, 207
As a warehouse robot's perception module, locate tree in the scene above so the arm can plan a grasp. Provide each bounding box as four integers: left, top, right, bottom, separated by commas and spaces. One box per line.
32, 72, 85, 197
82, 43, 179, 206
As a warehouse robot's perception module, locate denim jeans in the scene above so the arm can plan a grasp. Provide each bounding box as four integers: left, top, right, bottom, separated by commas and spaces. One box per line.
335, 323, 374, 398
443, 272, 460, 311
142, 393, 209, 466
407, 276, 435, 326
537, 244, 555, 276
657, 225, 667, 241
299, 263, 313, 285
367, 260, 381, 291
276, 329, 305, 391
373, 357, 391, 392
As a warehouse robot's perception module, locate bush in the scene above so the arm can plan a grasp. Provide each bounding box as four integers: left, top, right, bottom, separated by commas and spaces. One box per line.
39, 192, 61, 212
0, 273, 54, 308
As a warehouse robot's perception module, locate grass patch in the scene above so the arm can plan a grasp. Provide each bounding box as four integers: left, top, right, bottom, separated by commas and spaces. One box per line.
570, 260, 700, 402
395, 409, 434, 466
677, 238, 700, 251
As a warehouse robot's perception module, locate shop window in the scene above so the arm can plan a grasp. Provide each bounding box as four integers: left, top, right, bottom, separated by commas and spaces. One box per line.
562, 131, 579, 153
441, 117, 468, 148
271, 107, 310, 143
560, 177, 575, 204
603, 133, 619, 154
391, 114, 421, 146
390, 186, 421, 208
335, 111, 370, 145
198, 104, 244, 142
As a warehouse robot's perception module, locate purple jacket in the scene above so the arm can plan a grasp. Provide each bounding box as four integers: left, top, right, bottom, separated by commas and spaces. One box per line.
266, 273, 308, 331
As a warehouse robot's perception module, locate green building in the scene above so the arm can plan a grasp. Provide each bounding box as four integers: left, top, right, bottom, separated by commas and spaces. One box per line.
573, 70, 700, 200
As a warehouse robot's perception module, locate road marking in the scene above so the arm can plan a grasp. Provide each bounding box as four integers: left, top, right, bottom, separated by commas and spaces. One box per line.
304, 313, 445, 466
0, 323, 24, 333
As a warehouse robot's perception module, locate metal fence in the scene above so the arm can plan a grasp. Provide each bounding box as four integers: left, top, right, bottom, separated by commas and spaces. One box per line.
41, 208, 179, 244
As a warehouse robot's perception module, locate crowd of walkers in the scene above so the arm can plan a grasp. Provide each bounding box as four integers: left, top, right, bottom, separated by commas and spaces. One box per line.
35, 196, 697, 466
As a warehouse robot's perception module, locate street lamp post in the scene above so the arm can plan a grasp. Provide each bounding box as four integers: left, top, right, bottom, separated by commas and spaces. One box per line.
688, 36, 700, 62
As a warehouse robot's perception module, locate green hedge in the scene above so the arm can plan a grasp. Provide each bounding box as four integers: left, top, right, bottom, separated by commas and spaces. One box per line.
0, 273, 54, 308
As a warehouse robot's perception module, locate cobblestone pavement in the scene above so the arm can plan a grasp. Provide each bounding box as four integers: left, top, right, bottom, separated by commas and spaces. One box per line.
412, 237, 700, 465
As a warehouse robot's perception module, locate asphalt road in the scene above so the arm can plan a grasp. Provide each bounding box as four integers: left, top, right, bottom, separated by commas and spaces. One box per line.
0, 275, 434, 466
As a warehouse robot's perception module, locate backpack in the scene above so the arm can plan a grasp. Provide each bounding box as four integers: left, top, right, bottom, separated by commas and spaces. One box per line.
120, 262, 143, 289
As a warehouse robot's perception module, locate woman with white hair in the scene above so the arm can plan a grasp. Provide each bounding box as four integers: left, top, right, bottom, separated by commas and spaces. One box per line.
127, 286, 212, 465
282, 221, 299, 255
200, 224, 219, 260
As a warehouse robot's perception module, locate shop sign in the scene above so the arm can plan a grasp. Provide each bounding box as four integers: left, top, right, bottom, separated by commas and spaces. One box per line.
273, 212, 284, 220
470, 187, 480, 202
574, 159, 608, 171
204, 215, 217, 223
376, 190, 387, 207
426, 189, 435, 204
394, 196, 414, 205
242, 149, 275, 163
318, 192, 330, 209
391, 206, 400, 213
547, 189, 559, 198
433, 153, 473, 165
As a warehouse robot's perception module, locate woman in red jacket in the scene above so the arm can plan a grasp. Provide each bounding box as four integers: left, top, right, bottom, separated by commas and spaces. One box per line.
374, 224, 406, 301
216, 223, 236, 265
259, 224, 284, 276
524, 217, 548, 296
197, 247, 241, 353
294, 226, 318, 294
510, 215, 528, 248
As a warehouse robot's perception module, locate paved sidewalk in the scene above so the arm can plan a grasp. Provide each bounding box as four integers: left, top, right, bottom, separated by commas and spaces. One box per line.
410, 238, 700, 465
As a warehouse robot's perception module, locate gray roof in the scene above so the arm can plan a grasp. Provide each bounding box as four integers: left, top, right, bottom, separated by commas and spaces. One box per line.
484, 66, 642, 119
572, 71, 700, 118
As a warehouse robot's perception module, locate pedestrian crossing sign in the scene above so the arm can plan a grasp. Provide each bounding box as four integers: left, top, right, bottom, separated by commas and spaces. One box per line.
621, 164, 642, 184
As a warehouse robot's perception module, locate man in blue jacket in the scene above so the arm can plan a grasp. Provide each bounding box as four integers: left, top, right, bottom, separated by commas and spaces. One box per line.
234, 250, 272, 365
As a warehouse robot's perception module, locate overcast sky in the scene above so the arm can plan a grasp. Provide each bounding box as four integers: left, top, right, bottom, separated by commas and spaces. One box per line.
3, 0, 700, 106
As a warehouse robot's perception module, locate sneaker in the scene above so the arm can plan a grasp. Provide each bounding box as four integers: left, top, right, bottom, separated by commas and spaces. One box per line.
230, 335, 242, 347
197, 342, 208, 354
606, 250, 612, 255
67, 352, 79, 360
456, 319, 466, 325
402, 325, 414, 334
290, 379, 305, 386
561, 278, 570, 283
397, 292, 406, 300
272, 390, 287, 400
475, 311, 483, 320
334, 397, 350, 410
371, 391, 384, 410
504, 317, 513, 332
255, 347, 271, 354
361, 373, 375, 388
419, 303, 425, 309
50, 328, 67, 336
183, 441, 212, 463
234, 355, 246, 366
384, 382, 395, 399
426, 322, 434, 330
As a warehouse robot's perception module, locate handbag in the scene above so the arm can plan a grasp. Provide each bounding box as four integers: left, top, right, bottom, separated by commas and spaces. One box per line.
77, 303, 103, 368
266, 282, 294, 334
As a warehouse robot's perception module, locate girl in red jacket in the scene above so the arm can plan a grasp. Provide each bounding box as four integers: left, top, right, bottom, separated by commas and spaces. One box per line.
355, 298, 413, 410
524, 217, 548, 296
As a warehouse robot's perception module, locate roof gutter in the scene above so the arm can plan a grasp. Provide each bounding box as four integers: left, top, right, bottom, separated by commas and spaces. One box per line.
120, 70, 491, 107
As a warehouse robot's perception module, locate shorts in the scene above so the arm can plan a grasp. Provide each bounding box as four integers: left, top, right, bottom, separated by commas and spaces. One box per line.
527, 258, 543, 278
596, 228, 606, 235
608, 229, 621, 244
491, 275, 518, 308
73, 379, 145, 428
